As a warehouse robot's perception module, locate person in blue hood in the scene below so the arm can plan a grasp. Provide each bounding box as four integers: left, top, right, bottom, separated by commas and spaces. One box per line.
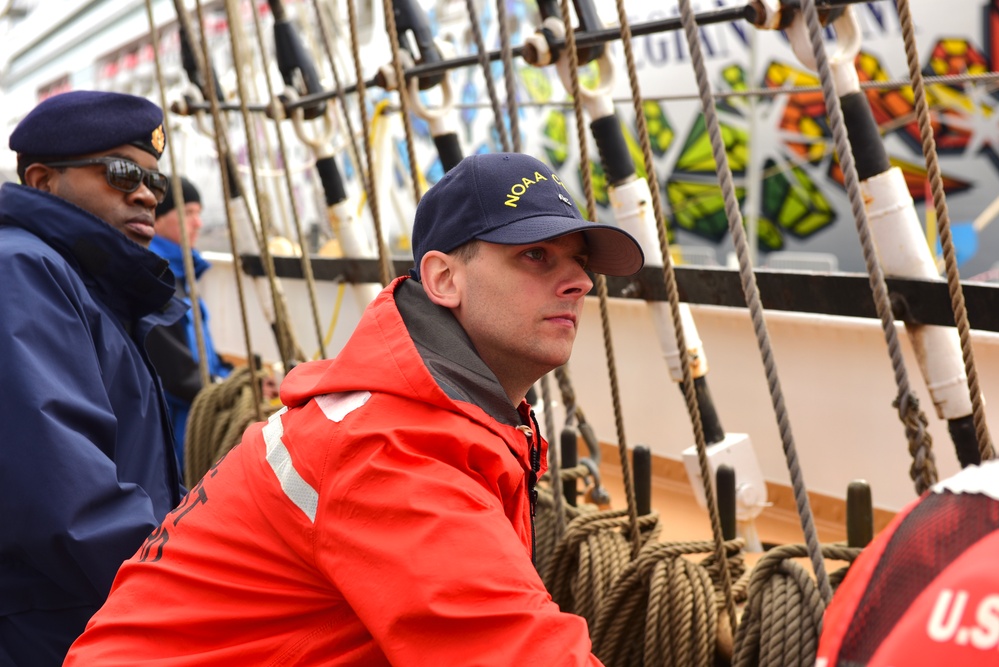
147, 176, 232, 472
0, 90, 186, 666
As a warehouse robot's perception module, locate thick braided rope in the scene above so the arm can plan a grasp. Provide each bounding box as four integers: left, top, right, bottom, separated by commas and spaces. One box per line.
494, 0, 521, 152
644, 556, 717, 667
544, 509, 661, 619
184, 366, 275, 486
895, 0, 994, 461
675, 0, 832, 601
380, 0, 422, 208
464, 0, 510, 152
732, 543, 861, 667
591, 539, 744, 667
311, 0, 371, 207
797, 0, 938, 494
347, 0, 391, 286
536, 460, 595, 566
246, 1, 326, 359
219, 0, 304, 370
534, 485, 589, 578
557, 0, 642, 560
612, 0, 738, 627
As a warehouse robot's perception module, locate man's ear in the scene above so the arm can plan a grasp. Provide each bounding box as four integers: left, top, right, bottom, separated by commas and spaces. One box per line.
420, 251, 462, 309
23, 163, 56, 192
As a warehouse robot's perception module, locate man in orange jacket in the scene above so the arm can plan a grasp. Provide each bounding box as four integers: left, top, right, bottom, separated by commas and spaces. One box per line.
65, 152, 644, 665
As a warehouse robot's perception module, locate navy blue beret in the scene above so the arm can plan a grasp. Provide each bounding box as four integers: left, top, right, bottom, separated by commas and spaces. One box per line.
9, 90, 166, 159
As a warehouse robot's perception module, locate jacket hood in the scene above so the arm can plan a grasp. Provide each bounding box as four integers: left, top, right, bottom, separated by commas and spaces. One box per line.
281, 277, 527, 436
0, 182, 177, 321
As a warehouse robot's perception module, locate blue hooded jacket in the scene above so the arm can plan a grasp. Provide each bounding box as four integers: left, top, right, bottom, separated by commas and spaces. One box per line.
148, 236, 231, 465
0, 182, 186, 666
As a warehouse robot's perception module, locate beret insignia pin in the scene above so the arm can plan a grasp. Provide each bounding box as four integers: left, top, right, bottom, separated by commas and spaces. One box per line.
152, 125, 165, 153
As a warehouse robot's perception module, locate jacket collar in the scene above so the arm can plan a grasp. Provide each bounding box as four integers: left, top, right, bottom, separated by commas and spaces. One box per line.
0, 182, 177, 321
394, 278, 522, 428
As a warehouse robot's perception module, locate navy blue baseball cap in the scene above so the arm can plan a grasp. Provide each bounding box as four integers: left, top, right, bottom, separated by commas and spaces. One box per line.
410, 152, 644, 280
9, 90, 166, 160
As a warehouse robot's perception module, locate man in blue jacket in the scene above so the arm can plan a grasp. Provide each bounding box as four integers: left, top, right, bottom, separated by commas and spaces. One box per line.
0, 90, 186, 666
147, 176, 232, 471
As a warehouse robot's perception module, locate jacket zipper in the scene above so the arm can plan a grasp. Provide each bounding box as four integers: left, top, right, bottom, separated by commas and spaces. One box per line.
517, 420, 541, 565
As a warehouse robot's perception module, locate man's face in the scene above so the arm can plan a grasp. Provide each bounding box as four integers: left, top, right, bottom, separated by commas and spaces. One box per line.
155, 201, 204, 248
452, 232, 593, 395
30, 144, 160, 248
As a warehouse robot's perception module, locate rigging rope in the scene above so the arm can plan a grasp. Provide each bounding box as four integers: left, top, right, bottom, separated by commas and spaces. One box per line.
796, 0, 938, 494
312, 0, 374, 209
220, 0, 305, 371
612, 0, 739, 629
557, 0, 642, 559
538, 373, 567, 542
465, 0, 510, 152
144, 0, 211, 392
495, 0, 521, 153
380, 0, 422, 208
347, 0, 391, 287
246, 1, 326, 359
675, 0, 833, 603
894, 0, 995, 463
176, 0, 264, 417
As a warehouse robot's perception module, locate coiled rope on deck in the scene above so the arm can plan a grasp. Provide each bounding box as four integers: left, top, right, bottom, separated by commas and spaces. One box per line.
544, 507, 662, 628
732, 543, 861, 667
534, 467, 593, 574
184, 366, 278, 486
590, 539, 747, 667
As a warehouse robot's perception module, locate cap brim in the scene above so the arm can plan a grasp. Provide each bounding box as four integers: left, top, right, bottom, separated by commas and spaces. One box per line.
476, 216, 645, 277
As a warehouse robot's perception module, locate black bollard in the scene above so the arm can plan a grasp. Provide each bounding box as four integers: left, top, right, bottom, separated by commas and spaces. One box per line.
847, 480, 874, 549
561, 427, 578, 507
633, 446, 652, 516
717, 464, 737, 541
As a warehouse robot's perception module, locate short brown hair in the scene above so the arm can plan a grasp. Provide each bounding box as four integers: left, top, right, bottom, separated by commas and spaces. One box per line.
448, 239, 481, 265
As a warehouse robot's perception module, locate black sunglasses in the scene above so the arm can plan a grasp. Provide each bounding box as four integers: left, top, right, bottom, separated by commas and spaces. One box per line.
42, 157, 169, 203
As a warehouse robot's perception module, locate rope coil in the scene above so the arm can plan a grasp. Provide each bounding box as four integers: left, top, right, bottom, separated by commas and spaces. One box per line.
184, 366, 279, 486
544, 508, 662, 626
591, 538, 746, 667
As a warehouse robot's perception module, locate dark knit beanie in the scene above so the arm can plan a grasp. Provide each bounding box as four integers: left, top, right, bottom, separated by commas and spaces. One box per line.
156, 176, 201, 218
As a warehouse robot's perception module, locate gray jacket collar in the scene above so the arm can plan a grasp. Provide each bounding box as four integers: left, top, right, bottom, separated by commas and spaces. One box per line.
395, 278, 521, 428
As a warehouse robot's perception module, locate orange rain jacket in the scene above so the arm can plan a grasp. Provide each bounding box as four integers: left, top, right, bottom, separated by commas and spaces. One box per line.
66, 277, 602, 666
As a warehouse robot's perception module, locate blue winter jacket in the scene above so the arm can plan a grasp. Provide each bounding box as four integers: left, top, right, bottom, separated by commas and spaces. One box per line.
0, 183, 186, 666
148, 236, 232, 465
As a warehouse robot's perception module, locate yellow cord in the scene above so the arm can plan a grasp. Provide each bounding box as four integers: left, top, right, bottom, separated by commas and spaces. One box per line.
313, 281, 347, 360
356, 99, 392, 217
